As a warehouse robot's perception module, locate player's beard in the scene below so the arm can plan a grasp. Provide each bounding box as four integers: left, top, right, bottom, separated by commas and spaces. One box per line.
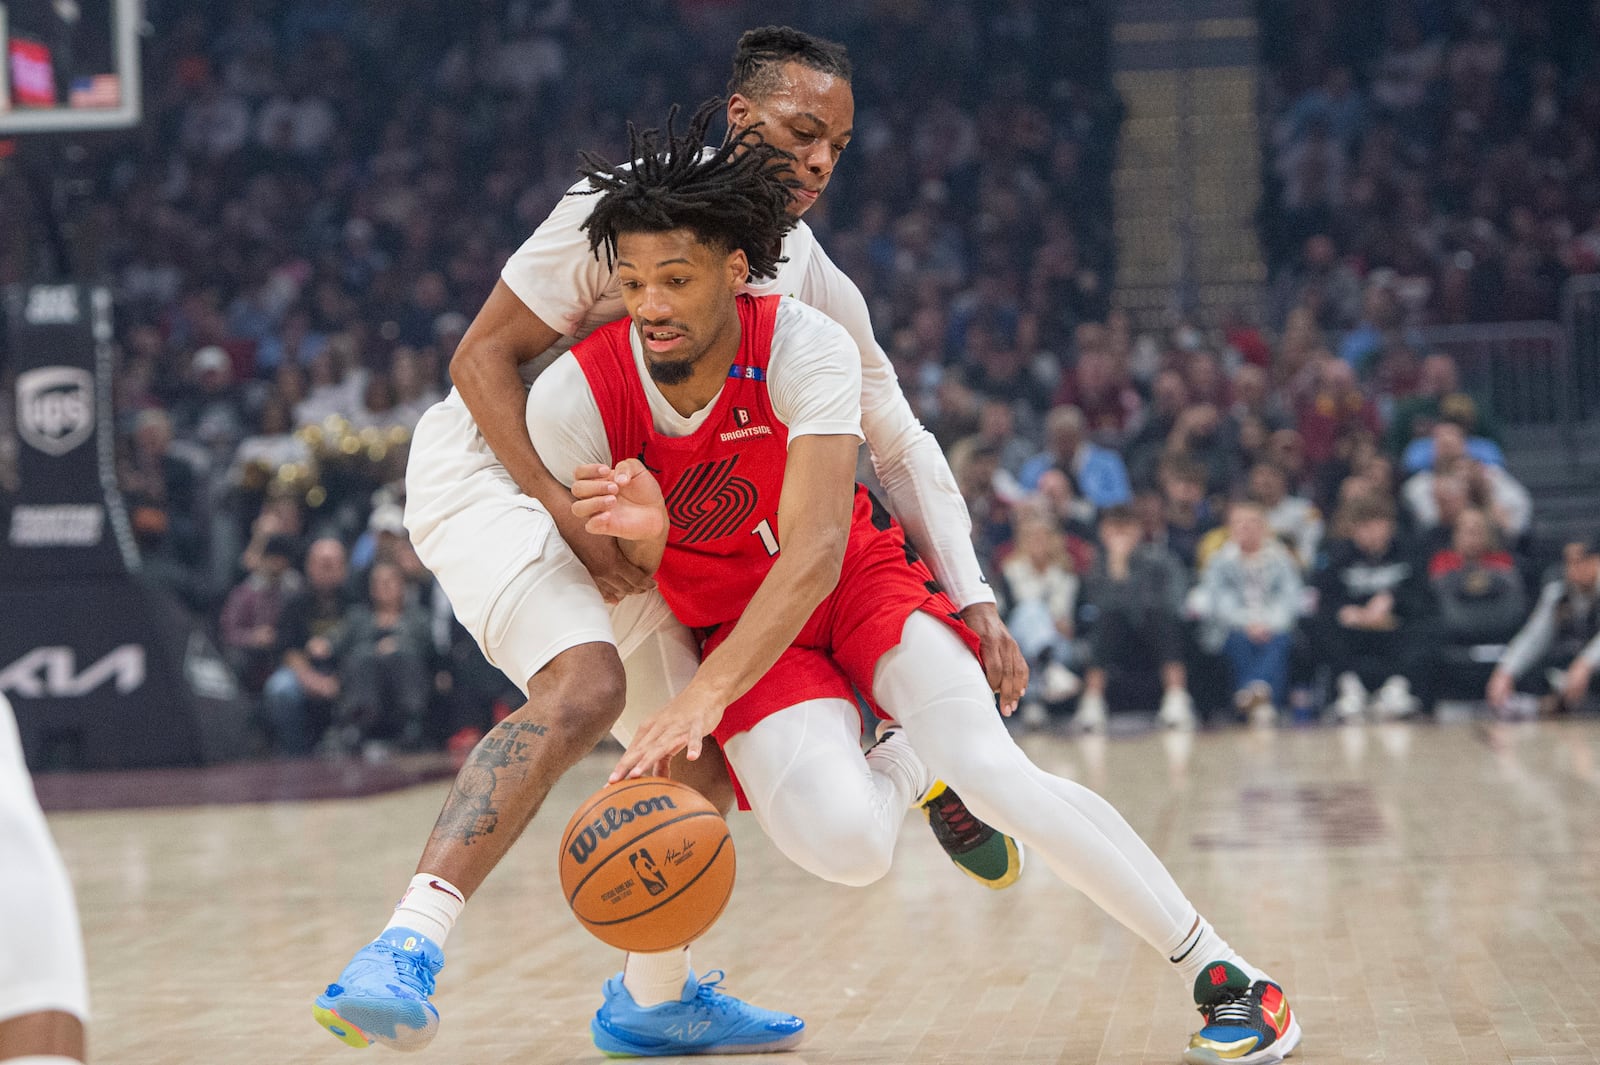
646, 352, 700, 386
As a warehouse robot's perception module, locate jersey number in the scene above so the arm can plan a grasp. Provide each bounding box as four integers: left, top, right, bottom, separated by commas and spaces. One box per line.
752, 519, 779, 556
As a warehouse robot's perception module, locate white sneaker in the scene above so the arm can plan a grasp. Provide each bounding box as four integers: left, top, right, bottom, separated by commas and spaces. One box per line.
1237, 681, 1277, 728
1157, 688, 1197, 730
1069, 690, 1108, 733
1332, 672, 1367, 722
865, 721, 934, 804
1041, 662, 1082, 702
1370, 676, 1419, 720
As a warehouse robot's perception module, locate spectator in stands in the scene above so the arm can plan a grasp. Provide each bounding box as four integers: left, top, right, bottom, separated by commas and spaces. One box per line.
1124, 368, 1190, 487
1487, 538, 1600, 716
1385, 352, 1501, 461
1002, 512, 1082, 728
951, 440, 1015, 569
1429, 507, 1526, 648
1298, 357, 1380, 472
1018, 404, 1132, 508
960, 398, 1034, 477
120, 408, 207, 608
1193, 501, 1303, 725
321, 561, 438, 755
1247, 461, 1323, 569
261, 537, 351, 755
1072, 505, 1196, 731
1165, 402, 1238, 497
219, 534, 301, 693
1317, 497, 1434, 721
1398, 394, 1504, 474
1155, 454, 1217, 571
1052, 324, 1142, 437
1402, 422, 1531, 543
174, 345, 248, 465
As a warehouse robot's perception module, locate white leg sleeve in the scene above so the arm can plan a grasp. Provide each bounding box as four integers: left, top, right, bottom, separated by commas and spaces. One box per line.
721, 699, 907, 887
0, 695, 89, 1024
874, 614, 1201, 958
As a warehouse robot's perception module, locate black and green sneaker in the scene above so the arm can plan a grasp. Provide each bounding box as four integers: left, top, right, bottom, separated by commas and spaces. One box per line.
919, 781, 1025, 890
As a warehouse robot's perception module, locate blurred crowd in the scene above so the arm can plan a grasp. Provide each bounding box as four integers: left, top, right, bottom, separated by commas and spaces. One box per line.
4, 0, 1598, 757
1258, 0, 1600, 333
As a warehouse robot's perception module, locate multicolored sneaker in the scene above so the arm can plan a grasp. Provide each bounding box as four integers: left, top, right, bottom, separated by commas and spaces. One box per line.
1184, 960, 1301, 1064
920, 781, 1025, 890
591, 969, 805, 1056
312, 927, 444, 1050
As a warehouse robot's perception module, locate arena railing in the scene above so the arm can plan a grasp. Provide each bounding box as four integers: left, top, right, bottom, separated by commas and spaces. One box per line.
1413, 321, 1571, 430
1561, 274, 1600, 423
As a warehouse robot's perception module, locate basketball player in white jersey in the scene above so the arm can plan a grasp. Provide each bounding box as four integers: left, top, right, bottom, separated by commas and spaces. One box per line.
313, 28, 1028, 1056
552, 117, 1301, 1064
0, 693, 90, 1065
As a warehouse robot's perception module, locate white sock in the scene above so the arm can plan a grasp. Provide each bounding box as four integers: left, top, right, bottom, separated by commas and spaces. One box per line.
384, 873, 467, 946
1167, 916, 1267, 991
623, 947, 691, 1007
863, 726, 931, 806
7, 1057, 84, 1065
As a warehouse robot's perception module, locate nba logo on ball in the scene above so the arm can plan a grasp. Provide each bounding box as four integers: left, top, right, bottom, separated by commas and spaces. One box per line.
560, 777, 736, 953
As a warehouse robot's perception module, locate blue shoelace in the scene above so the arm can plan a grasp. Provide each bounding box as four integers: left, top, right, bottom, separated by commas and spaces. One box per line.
691, 971, 741, 1013
369, 942, 437, 998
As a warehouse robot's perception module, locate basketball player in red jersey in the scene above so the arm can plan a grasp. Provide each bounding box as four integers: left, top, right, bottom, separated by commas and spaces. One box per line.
549, 114, 1302, 1065
314, 28, 1026, 1057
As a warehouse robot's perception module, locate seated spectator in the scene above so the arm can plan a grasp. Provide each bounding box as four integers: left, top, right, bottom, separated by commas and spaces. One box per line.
1386, 352, 1501, 455
1193, 501, 1303, 725
950, 440, 1016, 567
1164, 403, 1238, 497
262, 537, 352, 755
958, 398, 1035, 476
1017, 404, 1132, 508
1298, 357, 1380, 472
1051, 326, 1141, 437
1156, 454, 1217, 571
1486, 538, 1600, 716
218, 534, 302, 693
1031, 469, 1098, 569
1400, 397, 1504, 474
1124, 369, 1191, 486
1402, 423, 1530, 544
120, 409, 208, 608
1072, 505, 1196, 731
322, 561, 438, 755
1429, 508, 1526, 647
1316, 498, 1434, 721
1001, 513, 1082, 727
1247, 462, 1323, 569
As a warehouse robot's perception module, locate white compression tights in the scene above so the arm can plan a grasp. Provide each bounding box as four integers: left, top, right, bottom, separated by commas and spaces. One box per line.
723, 613, 1202, 961
0, 695, 89, 1026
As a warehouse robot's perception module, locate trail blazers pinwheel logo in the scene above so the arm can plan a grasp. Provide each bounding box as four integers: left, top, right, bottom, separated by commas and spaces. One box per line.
16, 367, 94, 456
664, 455, 758, 544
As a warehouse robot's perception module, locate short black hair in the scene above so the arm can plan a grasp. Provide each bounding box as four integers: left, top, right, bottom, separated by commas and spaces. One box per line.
577, 100, 798, 282
727, 26, 852, 99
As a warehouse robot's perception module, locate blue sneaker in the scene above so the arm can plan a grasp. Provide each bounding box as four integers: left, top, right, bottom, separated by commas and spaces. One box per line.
591, 969, 805, 1056
312, 928, 444, 1050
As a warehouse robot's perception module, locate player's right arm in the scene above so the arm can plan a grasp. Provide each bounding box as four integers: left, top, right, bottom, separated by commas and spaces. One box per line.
453, 187, 651, 602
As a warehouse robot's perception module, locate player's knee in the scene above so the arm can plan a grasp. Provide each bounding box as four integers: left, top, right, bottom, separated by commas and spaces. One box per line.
783, 817, 894, 887
536, 644, 627, 738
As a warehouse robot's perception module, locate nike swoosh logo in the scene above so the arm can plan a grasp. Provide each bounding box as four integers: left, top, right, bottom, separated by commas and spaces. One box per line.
1267, 993, 1290, 1036
428, 879, 464, 903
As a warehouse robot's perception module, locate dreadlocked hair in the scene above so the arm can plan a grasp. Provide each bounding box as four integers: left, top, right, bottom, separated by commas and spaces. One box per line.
577, 99, 799, 282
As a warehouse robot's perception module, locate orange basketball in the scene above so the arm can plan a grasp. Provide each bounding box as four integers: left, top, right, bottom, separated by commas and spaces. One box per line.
559, 776, 736, 952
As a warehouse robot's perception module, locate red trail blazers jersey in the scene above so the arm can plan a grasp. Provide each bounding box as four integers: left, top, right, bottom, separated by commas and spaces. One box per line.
573, 294, 792, 629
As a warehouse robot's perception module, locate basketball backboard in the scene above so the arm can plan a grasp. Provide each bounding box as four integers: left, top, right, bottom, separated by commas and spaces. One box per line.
0, 0, 140, 133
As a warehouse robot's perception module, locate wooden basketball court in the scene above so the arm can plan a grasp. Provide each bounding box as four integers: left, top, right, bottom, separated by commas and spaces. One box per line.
42, 719, 1600, 1064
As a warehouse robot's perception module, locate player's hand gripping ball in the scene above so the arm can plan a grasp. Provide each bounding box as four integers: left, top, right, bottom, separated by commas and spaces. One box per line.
559, 777, 736, 952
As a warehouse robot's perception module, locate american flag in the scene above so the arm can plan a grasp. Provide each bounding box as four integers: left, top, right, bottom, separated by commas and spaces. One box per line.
69, 75, 121, 109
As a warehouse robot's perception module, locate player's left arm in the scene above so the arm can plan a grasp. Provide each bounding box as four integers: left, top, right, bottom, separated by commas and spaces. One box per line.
609, 433, 860, 780
808, 241, 1028, 712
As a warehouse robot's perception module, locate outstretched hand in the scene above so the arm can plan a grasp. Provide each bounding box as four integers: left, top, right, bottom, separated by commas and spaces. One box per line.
609, 689, 726, 783
572, 459, 668, 542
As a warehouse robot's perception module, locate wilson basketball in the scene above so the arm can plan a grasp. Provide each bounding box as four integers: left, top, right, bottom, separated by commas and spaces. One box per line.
559, 776, 736, 952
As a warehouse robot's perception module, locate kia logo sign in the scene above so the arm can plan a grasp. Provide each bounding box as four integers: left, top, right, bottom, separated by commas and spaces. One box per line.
16, 366, 95, 456
0, 646, 146, 698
